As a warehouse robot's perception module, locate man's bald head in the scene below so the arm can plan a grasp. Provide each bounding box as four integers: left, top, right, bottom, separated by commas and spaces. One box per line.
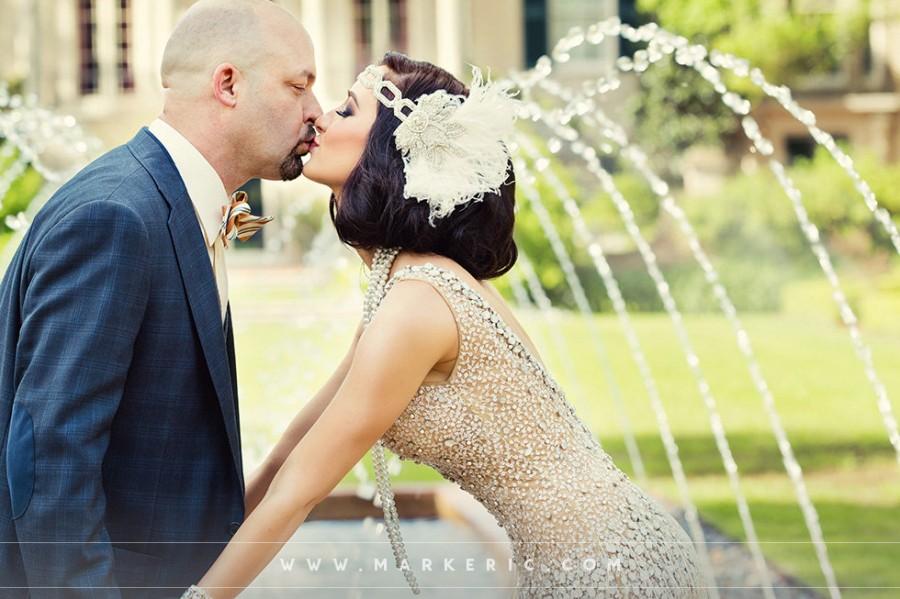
156, 0, 321, 189
161, 0, 310, 92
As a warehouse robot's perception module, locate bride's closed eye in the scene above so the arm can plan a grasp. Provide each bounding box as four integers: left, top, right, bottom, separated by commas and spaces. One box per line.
335, 90, 360, 118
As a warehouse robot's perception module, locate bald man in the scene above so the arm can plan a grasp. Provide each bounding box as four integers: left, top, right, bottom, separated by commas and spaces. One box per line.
0, 1, 321, 596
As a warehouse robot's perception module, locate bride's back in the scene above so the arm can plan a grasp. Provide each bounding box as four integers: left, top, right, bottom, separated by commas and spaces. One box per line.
370, 247, 594, 488
367, 246, 711, 597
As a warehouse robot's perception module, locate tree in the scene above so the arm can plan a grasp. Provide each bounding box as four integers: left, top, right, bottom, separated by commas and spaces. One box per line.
627, 0, 869, 178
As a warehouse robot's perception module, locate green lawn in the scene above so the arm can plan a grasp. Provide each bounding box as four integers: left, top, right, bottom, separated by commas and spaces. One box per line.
231, 261, 899, 598
644, 457, 900, 598
0, 234, 895, 595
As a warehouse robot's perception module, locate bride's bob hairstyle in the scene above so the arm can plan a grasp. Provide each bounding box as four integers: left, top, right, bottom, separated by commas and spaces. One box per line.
330, 52, 517, 280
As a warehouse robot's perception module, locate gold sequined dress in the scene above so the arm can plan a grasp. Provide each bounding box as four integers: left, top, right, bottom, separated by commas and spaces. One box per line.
366, 249, 714, 598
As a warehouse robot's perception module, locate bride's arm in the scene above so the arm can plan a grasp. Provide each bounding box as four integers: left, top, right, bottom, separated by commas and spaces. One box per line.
244, 321, 364, 517
191, 280, 456, 598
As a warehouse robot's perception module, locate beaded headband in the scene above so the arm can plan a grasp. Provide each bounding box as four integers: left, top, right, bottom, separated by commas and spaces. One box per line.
356, 64, 520, 225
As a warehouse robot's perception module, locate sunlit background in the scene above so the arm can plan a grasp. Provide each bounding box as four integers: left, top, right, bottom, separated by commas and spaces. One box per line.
2, 1, 900, 597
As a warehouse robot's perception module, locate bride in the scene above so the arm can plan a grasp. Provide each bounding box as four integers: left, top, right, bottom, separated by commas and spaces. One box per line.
181, 52, 713, 599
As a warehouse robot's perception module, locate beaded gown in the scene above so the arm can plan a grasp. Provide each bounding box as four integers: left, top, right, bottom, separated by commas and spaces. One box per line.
364, 248, 714, 598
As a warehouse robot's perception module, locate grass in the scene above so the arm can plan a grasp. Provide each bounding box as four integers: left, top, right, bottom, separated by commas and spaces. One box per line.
229, 258, 900, 597
0, 228, 894, 594
1, 131, 896, 594
522, 309, 899, 598
643, 457, 900, 598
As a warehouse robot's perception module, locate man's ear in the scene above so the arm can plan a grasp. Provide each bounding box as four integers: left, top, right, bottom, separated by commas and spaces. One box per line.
212, 63, 240, 107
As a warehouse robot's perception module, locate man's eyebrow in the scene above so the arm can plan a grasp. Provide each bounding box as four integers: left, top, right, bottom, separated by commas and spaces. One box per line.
294, 69, 315, 84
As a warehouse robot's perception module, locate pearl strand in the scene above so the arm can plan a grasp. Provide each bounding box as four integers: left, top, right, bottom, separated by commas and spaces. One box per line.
363, 247, 421, 595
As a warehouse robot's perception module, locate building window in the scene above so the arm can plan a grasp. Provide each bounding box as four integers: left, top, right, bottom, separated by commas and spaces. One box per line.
618, 0, 643, 58
117, 0, 134, 92
523, 0, 548, 67
786, 135, 816, 163
354, 0, 372, 74
78, 0, 98, 95
355, 0, 407, 71
388, 0, 407, 52
786, 133, 847, 164
547, 0, 608, 66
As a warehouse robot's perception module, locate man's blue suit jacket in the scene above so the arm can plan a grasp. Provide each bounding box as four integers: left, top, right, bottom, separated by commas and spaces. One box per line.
0, 129, 246, 597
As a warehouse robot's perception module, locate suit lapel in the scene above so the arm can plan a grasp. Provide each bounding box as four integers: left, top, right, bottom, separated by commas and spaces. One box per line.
128, 129, 244, 488
224, 304, 245, 496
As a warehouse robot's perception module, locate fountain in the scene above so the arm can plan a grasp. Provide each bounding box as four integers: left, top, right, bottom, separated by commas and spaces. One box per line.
475, 15, 900, 598
0, 82, 101, 266
3, 17, 897, 598
514, 160, 646, 479
514, 248, 594, 438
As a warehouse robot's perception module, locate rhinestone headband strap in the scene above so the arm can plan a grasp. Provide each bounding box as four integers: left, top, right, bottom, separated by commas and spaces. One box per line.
357, 65, 416, 121
355, 64, 520, 225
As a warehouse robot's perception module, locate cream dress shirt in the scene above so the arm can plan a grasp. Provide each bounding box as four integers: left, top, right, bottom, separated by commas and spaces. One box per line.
147, 118, 230, 323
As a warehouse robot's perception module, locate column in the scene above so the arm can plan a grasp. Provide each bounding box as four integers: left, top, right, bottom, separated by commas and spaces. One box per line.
435, 0, 465, 78
131, 0, 169, 96
297, 0, 329, 94
50, 0, 78, 107
407, 0, 437, 62
371, 0, 391, 61
26, 0, 41, 99
319, 0, 357, 105
95, 0, 118, 99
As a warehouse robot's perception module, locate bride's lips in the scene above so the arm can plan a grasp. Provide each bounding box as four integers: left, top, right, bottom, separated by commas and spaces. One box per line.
295, 138, 317, 155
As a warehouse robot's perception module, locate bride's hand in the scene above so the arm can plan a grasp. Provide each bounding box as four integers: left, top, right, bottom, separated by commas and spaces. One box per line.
180, 585, 213, 599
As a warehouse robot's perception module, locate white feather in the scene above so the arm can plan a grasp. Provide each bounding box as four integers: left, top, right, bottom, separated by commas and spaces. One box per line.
395, 66, 520, 225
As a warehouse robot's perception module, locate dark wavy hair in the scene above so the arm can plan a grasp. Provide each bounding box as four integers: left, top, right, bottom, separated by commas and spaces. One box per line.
329, 52, 517, 280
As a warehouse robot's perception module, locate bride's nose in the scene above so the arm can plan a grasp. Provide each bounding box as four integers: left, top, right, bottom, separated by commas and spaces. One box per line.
314, 112, 329, 133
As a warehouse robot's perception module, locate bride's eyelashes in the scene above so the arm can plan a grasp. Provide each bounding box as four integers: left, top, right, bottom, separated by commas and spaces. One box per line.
335, 91, 359, 118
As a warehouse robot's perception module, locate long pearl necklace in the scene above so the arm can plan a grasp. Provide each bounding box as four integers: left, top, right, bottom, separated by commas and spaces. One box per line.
363, 247, 421, 595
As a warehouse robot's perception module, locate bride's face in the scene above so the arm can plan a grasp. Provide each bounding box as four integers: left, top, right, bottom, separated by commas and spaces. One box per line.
303, 67, 382, 194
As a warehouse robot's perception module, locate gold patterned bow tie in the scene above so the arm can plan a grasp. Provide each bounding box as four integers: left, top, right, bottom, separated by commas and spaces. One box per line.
219, 191, 273, 248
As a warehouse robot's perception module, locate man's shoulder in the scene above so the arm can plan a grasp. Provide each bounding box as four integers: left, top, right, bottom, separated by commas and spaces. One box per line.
34, 141, 166, 229
63, 143, 156, 201
5, 151, 161, 270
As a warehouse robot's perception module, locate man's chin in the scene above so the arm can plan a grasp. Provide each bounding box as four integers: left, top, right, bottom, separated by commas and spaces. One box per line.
278, 157, 305, 181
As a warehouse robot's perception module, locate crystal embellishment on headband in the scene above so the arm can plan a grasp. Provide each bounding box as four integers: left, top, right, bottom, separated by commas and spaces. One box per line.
356, 64, 520, 225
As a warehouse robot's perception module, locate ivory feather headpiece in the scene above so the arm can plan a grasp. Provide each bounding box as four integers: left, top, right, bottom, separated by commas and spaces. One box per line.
356, 64, 520, 225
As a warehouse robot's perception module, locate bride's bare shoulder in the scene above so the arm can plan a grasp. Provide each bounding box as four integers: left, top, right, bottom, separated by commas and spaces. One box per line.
367, 270, 459, 363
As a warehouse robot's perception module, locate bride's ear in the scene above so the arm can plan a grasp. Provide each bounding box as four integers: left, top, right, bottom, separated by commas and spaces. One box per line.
212, 63, 240, 108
